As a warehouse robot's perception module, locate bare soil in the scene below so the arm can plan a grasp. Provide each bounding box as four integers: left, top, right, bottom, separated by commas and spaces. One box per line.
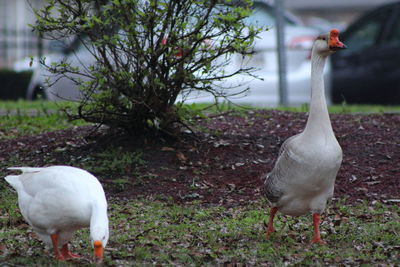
1, 110, 399, 205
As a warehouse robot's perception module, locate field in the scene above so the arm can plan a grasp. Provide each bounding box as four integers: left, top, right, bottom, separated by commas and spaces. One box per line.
0, 101, 399, 266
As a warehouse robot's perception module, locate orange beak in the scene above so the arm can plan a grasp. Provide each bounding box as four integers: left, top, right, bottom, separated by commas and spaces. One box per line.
329, 29, 347, 50
94, 240, 103, 263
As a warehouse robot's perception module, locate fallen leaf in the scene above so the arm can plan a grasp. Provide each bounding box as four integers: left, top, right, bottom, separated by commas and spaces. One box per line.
161, 147, 174, 151
366, 181, 381, 186
176, 152, 187, 162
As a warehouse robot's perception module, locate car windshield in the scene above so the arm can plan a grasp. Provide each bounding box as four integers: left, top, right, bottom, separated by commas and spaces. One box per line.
244, 2, 296, 27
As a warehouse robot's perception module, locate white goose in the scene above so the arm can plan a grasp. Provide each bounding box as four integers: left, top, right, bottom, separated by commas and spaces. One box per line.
263, 29, 346, 244
4, 166, 109, 262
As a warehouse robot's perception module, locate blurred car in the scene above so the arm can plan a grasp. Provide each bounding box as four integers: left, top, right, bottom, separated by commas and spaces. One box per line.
178, 1, 330, 106
13, 37, 89, 100
301, 16, 342, 33
14, 1, 326, 105
331, 1, 400, 104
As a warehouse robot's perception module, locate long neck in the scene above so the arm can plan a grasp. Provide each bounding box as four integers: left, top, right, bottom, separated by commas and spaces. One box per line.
90, 202, 109, 240
303, 49, 333, 136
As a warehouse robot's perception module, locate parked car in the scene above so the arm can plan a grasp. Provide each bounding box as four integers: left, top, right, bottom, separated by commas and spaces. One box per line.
14, 1, 325, 106
331, 1, 400, 104
13, 37, 89, 100
179, 1, 329, 106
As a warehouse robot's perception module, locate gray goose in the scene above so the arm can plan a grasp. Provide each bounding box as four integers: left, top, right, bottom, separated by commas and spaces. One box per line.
263, 29, 346, 244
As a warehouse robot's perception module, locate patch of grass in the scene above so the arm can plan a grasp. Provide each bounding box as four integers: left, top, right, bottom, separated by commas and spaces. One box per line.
82, 147, 145, 175
1, 100, 399, 121
0, 112, 86, 139
181, 102, 400, 114
78, 147, 147, 191
1, 196, 399, 266
0, 100, 398, 140
0, 100, 84, 139
0, 190, 21, 227
0, 100, 79, 111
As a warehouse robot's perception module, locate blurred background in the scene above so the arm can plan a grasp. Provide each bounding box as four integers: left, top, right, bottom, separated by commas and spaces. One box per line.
1, 0, 399, 105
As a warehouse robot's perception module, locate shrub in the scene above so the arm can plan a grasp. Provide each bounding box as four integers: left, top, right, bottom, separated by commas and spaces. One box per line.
32, 0, 262, 134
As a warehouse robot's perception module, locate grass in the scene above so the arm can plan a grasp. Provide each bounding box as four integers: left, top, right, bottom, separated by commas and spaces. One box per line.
2, 99, 400, 113
0, 100, 399, 265
0, 113, 86, 140
79, 147, 147, 190
0, 190, 399, 266
0, 99, 79, 111
180, 102, 400, 114
0, 100, 398, 140
0, 100, 85, 139
84, 147, 145, 175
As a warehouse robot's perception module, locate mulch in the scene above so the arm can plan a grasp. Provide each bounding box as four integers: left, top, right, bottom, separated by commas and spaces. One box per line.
1, 110, 399, 206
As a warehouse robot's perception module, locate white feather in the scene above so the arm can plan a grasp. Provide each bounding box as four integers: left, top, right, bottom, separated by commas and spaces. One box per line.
264, 34, 343, 217
4, 166, 109, 248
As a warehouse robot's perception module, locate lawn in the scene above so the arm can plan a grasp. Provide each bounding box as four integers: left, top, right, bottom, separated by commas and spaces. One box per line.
1, 191, 399, 266
0, 100, 399, 266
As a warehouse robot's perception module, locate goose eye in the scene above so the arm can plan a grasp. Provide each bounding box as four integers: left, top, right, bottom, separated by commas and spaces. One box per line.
321, 37, 326, 41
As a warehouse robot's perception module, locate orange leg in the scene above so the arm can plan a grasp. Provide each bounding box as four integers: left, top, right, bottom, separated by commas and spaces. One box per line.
265, 207, 278, 239
50, 234, 65, 260
61, 243, 80, 259
311, 213, 326, 244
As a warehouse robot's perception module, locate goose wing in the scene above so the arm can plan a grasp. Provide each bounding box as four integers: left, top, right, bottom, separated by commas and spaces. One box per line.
263, 133, 301, 203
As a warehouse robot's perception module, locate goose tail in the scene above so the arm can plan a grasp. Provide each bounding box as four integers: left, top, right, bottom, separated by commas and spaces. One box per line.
4, 175, 22, 190
5, 167, 43, 190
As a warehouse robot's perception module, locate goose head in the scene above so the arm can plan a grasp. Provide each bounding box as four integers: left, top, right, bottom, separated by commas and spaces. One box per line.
90, 216, 109, 264
313, 29, 346, 56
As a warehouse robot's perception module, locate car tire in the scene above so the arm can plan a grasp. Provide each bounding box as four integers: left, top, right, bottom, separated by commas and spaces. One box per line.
392, 87, 400, 105
32, 85, 47, 100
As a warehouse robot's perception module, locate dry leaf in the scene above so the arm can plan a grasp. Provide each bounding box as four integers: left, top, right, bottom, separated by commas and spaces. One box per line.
176, 152, 187, 162
161, 147, 174, 151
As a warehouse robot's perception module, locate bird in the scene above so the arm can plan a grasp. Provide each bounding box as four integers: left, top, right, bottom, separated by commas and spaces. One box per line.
263, 29, 346, 244
4, 165, 109, 262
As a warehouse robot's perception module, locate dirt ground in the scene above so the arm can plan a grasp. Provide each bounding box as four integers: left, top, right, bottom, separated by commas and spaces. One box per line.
1, 110, 399, 205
